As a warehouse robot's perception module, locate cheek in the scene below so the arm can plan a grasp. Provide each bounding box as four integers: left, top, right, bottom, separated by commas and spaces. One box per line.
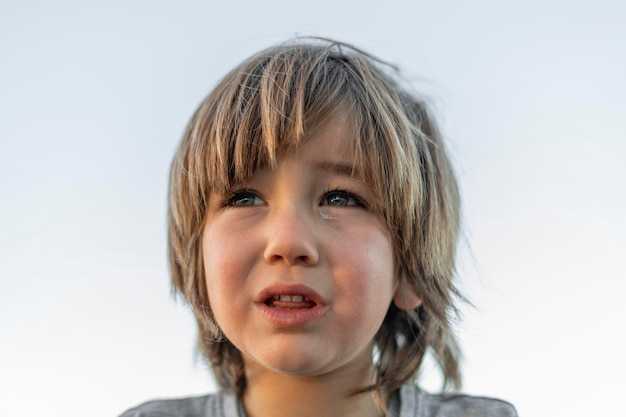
333, 229, 397, 314
201, 224, 251, 312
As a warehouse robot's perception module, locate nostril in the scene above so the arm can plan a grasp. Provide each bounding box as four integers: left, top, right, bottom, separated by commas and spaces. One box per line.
263, 244, 319, 266
263, 214, 320, 265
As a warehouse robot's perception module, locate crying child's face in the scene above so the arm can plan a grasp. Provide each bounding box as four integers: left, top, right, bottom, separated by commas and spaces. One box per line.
200, 115, 401, 381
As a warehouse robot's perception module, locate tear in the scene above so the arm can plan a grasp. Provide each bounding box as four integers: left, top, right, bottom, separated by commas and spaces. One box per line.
319, 209, 334, 220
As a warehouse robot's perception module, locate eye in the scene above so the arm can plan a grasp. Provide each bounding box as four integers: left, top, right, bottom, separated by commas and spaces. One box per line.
321, 190, 363, 207
225, 190, 264, 207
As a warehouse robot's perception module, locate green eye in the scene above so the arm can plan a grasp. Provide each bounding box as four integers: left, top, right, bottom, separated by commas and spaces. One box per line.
323, 190, 359, 206
227, 191, 264, 206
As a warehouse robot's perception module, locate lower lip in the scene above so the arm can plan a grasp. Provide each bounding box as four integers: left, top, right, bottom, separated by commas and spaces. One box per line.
256, 303, 327, 327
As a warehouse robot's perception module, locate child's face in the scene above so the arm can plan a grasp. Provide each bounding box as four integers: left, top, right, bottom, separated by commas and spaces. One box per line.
201, 116, 401, 380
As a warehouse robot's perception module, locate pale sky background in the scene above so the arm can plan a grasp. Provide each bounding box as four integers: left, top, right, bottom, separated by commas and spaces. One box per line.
1, 1, 625, 416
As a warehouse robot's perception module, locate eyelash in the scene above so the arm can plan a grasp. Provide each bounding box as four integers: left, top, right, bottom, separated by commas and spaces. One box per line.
221, 189, 261, 207
220, 188, 368, 208
321, 188, 367, 208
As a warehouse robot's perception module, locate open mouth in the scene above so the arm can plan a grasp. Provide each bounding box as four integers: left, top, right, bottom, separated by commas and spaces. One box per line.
265, 295, 317, 310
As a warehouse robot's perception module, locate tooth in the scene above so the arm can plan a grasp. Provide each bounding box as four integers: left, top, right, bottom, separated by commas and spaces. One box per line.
272, 295, 310, 303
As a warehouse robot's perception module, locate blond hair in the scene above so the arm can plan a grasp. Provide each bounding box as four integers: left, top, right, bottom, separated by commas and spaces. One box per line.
168, 38, 462, 398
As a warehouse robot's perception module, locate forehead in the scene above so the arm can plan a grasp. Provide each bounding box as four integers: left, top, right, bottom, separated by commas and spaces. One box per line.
283, 114, 366, 176
302, 114, 356, 154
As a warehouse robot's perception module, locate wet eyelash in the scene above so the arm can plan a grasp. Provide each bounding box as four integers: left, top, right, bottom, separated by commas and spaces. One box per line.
220, 189, 256, 207
322, 188, 368, 208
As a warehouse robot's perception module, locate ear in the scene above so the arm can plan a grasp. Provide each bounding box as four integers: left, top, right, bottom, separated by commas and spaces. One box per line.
393, 277, 422, 310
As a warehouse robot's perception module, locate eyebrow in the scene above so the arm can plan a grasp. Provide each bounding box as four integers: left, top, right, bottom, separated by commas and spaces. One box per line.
312, 161, 359, 177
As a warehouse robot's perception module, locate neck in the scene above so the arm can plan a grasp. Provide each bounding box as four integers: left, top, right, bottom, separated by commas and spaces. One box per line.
240, 360, 385, 417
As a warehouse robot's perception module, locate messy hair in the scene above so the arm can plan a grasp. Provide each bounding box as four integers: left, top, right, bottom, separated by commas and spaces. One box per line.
168, 38, 462, 400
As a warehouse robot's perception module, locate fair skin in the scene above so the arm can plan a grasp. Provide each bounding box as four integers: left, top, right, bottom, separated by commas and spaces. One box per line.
202, 116, 419, 417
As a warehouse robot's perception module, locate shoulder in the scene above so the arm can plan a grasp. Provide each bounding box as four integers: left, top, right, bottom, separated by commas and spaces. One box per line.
118, 391, 236, 417
399, 385, 518, 417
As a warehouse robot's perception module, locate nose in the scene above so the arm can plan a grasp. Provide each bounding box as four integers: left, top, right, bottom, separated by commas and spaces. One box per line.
263, 207, 320, 266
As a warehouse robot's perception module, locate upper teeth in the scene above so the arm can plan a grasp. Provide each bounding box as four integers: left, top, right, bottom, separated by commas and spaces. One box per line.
273, 295, 308, 302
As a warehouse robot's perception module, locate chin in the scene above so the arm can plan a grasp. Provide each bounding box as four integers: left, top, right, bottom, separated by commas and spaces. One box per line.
263, 353, 332, 376
246, 341, 342, 378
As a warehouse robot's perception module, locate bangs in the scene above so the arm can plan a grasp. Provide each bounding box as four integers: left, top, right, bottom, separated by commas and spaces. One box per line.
190, 42, 408, 197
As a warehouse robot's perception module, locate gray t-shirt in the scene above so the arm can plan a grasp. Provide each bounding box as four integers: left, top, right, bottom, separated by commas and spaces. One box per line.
119, 384, 517, 417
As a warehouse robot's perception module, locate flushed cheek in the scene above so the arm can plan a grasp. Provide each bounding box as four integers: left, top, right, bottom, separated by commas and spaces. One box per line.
203, 243, 242, 292
336, 265, 395, 314
203, 215, 260, 274
331, 239, 396, 321
336, 224, 395, 280
201, 224, 257, 322
203, 259, 258, 348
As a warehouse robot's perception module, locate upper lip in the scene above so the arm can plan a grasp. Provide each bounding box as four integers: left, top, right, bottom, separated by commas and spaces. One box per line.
256, 284, 325, 306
